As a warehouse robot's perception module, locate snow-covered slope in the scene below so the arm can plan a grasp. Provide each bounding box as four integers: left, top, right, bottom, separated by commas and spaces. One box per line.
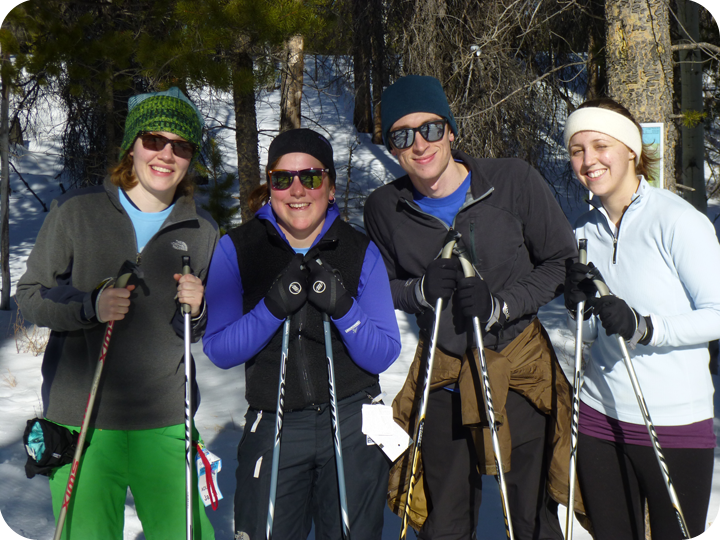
2, 32, 720, 540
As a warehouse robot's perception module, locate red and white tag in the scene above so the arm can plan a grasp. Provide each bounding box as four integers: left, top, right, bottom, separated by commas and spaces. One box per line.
195, 444, 222, 510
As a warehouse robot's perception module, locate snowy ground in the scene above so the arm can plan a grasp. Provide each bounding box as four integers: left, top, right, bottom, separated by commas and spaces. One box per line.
2, 16, 720, 538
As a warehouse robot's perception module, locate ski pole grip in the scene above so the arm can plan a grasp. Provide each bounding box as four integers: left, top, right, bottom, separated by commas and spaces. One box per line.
578, 239, 587, 266
441, 229, 461, 259
458, 256, 474, 279
181, 256, 192, 314
594, 276, 611, 297
114, 273, 132, 289
581, 242, 611, 298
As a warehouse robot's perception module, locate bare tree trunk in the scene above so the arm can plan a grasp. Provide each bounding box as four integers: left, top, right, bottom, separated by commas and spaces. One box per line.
370, 0, 385, 144
353, 0, 372, 133
279, 35, 304, 133
676, 0, 706, 213
0, 44, 10, 310
403, 0, 447, 75
104, 66, 117, 167
606, 0, 676, 190
587, 32, 600, 100
232, 50, 260, 223
586, 0, 605, 100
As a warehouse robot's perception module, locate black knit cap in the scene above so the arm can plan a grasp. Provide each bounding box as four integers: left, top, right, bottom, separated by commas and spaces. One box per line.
266, 128, 336, 181
381, 75, 458, 152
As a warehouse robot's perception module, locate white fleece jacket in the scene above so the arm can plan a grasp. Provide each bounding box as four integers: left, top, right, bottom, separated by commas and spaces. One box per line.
571, 178, 720, 426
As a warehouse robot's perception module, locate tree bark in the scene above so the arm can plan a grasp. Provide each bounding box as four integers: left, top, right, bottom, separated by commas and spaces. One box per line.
676, 0, 706, 213
279, 35, 304, 133
606, 0, 676, 190
370, 0, 385, 144
0, 44, 10, 310
403, 0, 447, 75
232, 50, 260, 224
586, 0, 606, 100
104, 65, 117, 167
353, 0, 373, 133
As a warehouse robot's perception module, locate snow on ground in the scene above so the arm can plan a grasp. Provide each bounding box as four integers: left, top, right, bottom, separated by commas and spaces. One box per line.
2, 54, 720, 539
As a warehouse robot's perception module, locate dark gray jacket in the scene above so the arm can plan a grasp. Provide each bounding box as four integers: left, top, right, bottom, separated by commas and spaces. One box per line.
364, 149, 576, 355
16, 178, 218, 430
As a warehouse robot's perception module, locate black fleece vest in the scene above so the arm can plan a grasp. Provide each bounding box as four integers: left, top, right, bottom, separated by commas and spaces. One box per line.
228, 217, 378, 411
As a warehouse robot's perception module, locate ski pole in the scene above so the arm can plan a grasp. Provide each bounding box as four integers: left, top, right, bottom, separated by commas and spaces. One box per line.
399, 229, 460, 540
181, 256, 194, 540
53, 270, 133, 540
457, 251, 514, 540
565, 238, 587, 540
589, 264, 691, 539
323, 310, 351, 540
266, 316, 291, 540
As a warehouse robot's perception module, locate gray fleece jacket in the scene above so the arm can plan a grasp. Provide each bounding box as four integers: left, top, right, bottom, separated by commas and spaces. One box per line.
16, 178, 218, 430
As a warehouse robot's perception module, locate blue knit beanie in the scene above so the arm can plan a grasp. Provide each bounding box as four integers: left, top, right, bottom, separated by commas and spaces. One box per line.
381, 75, 458, 152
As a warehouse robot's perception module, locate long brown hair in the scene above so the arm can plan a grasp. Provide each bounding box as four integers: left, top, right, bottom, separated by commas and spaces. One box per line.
577, 98, 661, 183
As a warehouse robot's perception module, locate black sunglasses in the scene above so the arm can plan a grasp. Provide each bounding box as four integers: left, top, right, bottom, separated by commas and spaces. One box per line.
138, 132, 196, 160
388, 119, 448, 150
268, 169, 328, 190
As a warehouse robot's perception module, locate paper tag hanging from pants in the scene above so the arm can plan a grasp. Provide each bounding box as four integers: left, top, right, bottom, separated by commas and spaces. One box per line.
361, 402, 412, 462
196, 444, 223, 509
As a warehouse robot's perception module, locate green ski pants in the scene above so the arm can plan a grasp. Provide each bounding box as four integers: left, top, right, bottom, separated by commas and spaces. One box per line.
48, 423, 215, 540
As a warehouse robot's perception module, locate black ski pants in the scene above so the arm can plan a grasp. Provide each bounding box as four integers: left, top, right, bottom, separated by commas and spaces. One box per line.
418, 388, 563, 540
576, 432, 714, 540
233, 385, 389, 540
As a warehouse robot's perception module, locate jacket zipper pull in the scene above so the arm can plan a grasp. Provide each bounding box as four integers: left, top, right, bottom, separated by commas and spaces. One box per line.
612, 236, 618, 264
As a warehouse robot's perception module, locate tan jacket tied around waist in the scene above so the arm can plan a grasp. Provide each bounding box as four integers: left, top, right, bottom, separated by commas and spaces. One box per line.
388, 318, 587, 531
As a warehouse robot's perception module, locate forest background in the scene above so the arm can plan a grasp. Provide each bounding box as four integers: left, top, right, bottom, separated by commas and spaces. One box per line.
0, 0, 719, 299
0, 0, 719, 538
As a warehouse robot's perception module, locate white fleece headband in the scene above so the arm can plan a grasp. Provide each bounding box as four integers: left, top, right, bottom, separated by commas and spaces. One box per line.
563, 107, 642, 165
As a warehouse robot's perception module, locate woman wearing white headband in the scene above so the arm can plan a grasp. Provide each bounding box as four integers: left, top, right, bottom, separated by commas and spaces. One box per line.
563, 98, 720, 539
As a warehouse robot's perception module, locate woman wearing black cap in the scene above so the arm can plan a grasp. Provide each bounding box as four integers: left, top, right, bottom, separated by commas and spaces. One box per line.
203, 128, 401, 539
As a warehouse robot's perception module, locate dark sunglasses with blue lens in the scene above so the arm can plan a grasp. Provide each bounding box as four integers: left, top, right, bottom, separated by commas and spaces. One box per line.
268, 168, 328, 190
388, 119, 448, 150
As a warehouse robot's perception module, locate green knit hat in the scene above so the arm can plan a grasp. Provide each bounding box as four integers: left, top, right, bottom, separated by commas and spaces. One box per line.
119, 87, 204, 160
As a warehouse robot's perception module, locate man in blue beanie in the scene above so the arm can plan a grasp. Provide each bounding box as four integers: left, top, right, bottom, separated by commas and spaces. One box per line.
365, 75, 576, 539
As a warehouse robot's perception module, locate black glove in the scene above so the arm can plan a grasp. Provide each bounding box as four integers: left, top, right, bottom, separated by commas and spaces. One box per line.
306, 259, 354, 319
422, 257, 460, 306
264, 254, 308, 319
592, 296, 648, 342
564, 261, 599, 314
456, 275, 494, 322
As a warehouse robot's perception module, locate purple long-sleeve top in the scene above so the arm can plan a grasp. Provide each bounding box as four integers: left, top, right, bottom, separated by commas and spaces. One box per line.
203, 204, 401, 374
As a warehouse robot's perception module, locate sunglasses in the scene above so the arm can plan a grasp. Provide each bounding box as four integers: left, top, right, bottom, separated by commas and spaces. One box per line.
138, 132, 196, 160
388, 119, 447, 150
268, 169, 328, 190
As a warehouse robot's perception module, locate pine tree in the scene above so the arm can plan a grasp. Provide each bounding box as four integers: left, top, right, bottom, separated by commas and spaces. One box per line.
197, 137, 240, 235
170, 0, 329, 221
2, 0, 335, 223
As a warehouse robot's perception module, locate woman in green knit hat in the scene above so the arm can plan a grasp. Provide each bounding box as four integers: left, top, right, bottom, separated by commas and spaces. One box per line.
17, 87, 218, 539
